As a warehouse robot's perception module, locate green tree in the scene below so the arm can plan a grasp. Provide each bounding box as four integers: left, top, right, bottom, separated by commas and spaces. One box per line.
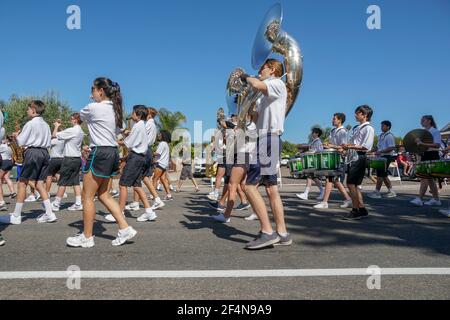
156, 108, 187, 133
282, 140, 299, 158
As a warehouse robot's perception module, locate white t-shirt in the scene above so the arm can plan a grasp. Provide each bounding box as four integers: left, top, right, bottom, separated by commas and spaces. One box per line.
56, 125, 84, 158
428, 127, 444, 150
155, 141, 170, 169
49, 138, 65, 159
0, 143, 12, 161
329, 127, 348, 146
80, 101, 120, 147
377, 131, 396, 156
309, 138, 324, 152
351, 122, 374, 151
235, 122, 258, 162
124, 120, 148, 154
145, 118, 157, 147
255, 77, 287, 136
17, 116, 51, 149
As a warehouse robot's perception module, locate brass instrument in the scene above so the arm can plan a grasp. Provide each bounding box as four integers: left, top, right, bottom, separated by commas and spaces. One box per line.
10, 120, 25, 165
119, 118, 133, 161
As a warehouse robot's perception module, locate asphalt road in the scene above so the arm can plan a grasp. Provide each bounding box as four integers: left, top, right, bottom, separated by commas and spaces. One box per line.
1, 173, 450, 300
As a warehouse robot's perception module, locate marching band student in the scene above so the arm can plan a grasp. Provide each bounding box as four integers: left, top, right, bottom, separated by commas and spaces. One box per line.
106, 105, 157, 223
45, 130, 65, 197
314, 113, 352, 209
152, 130, 173, 204
0, 100, 55, 225
207, 130, 227, 201
410, 115, 444, 207
342, 105, 375, 220
175, 144, 200, 193
0, 138, 15, 211
66, 78, 137, 248
50, 114, 84, 212
368, 120, 397, 199
239, 59, 291, 249
297, 127, 325, 201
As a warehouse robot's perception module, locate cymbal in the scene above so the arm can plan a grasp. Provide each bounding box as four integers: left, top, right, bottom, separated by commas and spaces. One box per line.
403, 129, 433, 154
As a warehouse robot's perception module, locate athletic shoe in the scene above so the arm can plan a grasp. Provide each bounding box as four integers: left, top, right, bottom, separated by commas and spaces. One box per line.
164, 195, 174, 201
156, 184, 162, 191
358, 207, 369, 218
208, 201, 225, 212
151, 200, 165, 210
63, 193, 68, 199
137, 211, 157, 222
410, 198, 424, 207
195, 187, 200, 192
316, 191, 325, 201
68, 204, 83, 211
0, 214, 22, 225
0, 234, 5, 246
212, 213, 231, 223
35, 193, 41, 201
104, 212, 125, 222
25, 195, 37, 202
384, 191, 397, 198
235, 203, 251, 211
112, 226, 137, 246
51, 202, 60, 212
66, 233, 95, 248
148, 195, 154, 201
207, 192, 219, 202
245, 232, 280, 250
110, 190, 119, 198
342, 208, 368, 220
169, 185, 175, 191
424, 199, 442, 207
340, 200, 353, 208
438, 209, 450, 218
36, 212, 58, 223
125, 203, 140, 211
313, 202, 329, 209
296, 193, 308, 200
9, 193, 17, 199
244, 213, 259, 221
0, 204, 8, 212
274, 233, 293, 246
368, 191, 382, 199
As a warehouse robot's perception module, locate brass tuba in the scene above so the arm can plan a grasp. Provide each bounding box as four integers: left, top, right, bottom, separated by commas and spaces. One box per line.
226, 3, 303, 129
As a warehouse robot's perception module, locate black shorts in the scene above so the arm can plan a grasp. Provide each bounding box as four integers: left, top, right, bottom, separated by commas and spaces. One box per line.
376, 155, 396, 178
1, 160, 13, 172
58, 157, 82, 186
422, 151, 440, 161
21, 148, 50, 181
120, 152, 146, 187
180, 164, 193, 180
83, 147, 120, 179
142, 149, 154, 178
155, 164, 167, 173
347, 154, 367, 186
47, 158, 64, 177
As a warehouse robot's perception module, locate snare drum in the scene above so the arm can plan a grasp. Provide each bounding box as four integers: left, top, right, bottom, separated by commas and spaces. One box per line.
414, 161, 432, 179
302, 152, 317, 174
316, 150, 342, 171
368, 157, 388, 171
289, 158, 303, 177
429, 160, 450, 178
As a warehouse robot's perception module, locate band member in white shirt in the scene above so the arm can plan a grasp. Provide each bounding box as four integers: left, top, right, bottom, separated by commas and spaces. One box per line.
368, 121, 397, 199
152, 130, 173, 203
0, 138, 15, 211
297, 127, 325, 201
66, 78, 137, 248
0, 100, 53, 225
314, 113, 352, 209
51, 113, 85, 212
342, 105, 375, 220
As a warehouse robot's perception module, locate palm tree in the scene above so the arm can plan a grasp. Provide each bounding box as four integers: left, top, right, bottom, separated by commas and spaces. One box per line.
156, 108, 187, 133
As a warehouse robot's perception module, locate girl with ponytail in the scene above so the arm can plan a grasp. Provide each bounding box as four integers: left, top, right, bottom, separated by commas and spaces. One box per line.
66, 77, 137, 248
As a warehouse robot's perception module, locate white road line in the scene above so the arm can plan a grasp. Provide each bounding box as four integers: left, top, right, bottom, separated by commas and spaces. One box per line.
1, 268, 450, 279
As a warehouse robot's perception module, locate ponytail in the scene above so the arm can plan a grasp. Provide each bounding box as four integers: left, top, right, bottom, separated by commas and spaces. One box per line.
93, 77, 124, 129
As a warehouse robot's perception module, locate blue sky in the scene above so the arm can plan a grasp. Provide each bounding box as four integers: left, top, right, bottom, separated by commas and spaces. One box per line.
0, 0, 449, 143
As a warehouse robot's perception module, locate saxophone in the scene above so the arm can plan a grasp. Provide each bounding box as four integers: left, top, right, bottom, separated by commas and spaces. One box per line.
9, 120, 25, 165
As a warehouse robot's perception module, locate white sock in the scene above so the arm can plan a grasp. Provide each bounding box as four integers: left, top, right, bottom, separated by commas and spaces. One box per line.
304, 188, 310, 194
75, 196, 82, 206
388, 188, 392, 192
278, 232, 288, 237
13, 203, 24, 217
43, 199, 53, 215
214, 188, 219, 195
54, 197, 62, 206
155, 197, 161, 203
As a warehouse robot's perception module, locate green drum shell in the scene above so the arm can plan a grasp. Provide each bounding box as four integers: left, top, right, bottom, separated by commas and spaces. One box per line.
415, 161, 432, 178
368, 157, 387, 170
302, 153, 317, 170
316, 151, 342, 171
289, 158, 302, 174
429, 160, 450, 178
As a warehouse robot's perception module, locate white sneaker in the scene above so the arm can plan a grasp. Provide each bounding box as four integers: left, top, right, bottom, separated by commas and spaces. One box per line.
244, 213, 259, 221
156, 184, 162, 191
314, 202, 329, 209
112, 226, 137, 246
384, 191, 397, 198
51, 202, 60, 212
207, 192, 219, 202
340, 200, 353, 209
438, 209, 450, 218
66, 233, 95, 248
110, 190, 119, 198
169, 185, 174, 191
105, 214, 117, 222
424, 199, 442, 207
410, 198, 424, 207
0, 213, 22, 225
316, 192, 325, 201
0, 204, 8, 211
148, 195, 154, 201
63, 193, 68, 199
212, 213, 230, 223
68, 203, 83, 211
368, 191, 382, 199
125, 202, 140, 211
25, 195, 37, 202
296, 193, 308, 200
137, 211, 157, 222
36, 212, 57, 223
35, 193, 41, 201
151, 200, 165, 210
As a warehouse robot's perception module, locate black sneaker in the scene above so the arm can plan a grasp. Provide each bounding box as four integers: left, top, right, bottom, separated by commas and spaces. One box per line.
342, 209, 362, 220
9, 193, 16, 199
358, 207, 369, 219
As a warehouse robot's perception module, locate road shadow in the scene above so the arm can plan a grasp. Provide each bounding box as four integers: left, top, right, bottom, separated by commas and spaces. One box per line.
67, 211, 120, 241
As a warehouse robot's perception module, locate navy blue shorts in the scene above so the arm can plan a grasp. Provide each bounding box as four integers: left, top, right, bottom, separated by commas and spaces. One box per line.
83, 147, 120, 179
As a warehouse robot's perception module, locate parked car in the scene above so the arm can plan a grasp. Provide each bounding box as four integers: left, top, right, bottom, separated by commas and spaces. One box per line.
193, 157, 206, 177
281, 157, 290, 167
